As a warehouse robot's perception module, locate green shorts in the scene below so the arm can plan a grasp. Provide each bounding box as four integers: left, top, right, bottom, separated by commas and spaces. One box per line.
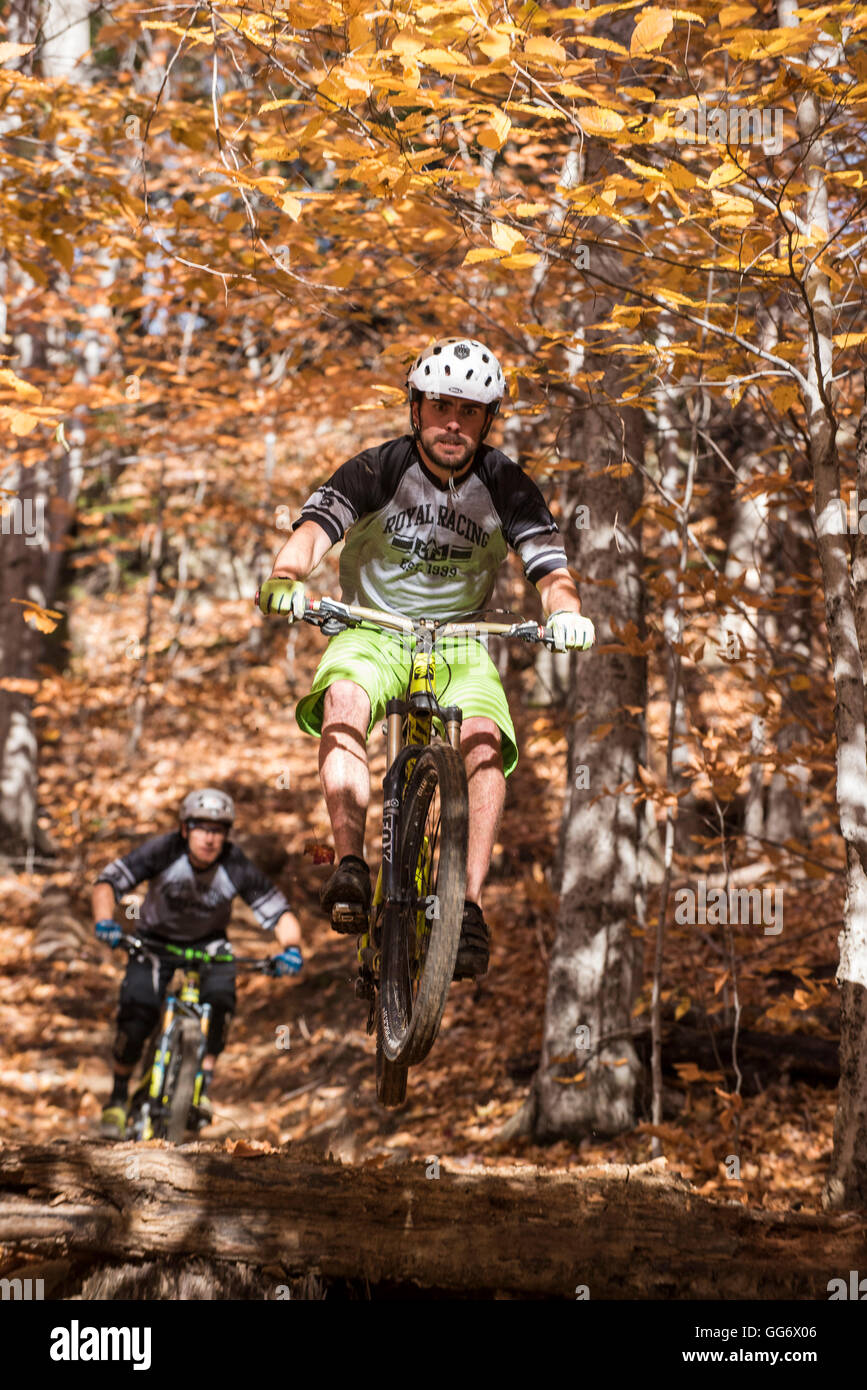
295, 627, 518, 777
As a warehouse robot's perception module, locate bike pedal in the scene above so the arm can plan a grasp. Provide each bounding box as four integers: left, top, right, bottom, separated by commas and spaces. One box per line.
331, 902, 368, 934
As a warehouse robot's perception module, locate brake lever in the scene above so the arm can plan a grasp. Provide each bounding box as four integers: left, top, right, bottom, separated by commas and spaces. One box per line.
509, 621, 547, 644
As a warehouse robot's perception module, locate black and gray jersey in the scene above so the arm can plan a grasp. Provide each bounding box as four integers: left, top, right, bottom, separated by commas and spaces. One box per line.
293, 436, 568, 619
95, 833, 291, 943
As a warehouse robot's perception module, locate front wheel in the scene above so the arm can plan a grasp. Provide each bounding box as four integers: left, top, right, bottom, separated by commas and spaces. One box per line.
379, 740, 468, 1067
164, 1017, 203, 1142
376, 1012, 408, 1108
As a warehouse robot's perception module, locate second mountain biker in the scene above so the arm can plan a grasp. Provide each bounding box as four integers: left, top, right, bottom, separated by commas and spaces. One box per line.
92, 787, 303, 1136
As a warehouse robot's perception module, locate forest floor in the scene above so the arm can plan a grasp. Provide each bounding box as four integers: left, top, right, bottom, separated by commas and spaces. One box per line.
0, 545, 845, 1215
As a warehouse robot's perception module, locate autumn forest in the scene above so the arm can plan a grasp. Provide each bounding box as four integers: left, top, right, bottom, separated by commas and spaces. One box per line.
1, 0, 867, 1321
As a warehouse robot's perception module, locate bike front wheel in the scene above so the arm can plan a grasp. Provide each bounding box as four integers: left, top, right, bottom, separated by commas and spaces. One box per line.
379, 740, 468, 1067
164, 1017, 203, 1142
376, 1011, 408, 1108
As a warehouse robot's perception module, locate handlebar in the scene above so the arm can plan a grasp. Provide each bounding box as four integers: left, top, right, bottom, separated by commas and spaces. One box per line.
116, 932, 279, 975
299, 595, 558, 648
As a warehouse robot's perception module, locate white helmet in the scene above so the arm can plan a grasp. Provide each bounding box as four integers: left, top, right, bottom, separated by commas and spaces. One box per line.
180, 788, 235, 827
407, 338, 505, 409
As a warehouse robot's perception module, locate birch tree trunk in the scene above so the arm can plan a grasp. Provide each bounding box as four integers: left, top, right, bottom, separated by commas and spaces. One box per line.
776, 0, 867, 1205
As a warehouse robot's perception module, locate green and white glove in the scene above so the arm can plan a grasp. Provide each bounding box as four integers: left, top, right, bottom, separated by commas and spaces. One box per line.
257, 578, 306, 620
544, 610, 595, 652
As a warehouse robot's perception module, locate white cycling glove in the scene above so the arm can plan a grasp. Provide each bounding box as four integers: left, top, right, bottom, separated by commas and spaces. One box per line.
544, 611, 596, 652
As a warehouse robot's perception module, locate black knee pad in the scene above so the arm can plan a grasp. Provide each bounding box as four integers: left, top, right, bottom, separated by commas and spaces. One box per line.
113, 1026, 146, 1067
205, 1007, 234, 1056
114, 1002, 160, 1066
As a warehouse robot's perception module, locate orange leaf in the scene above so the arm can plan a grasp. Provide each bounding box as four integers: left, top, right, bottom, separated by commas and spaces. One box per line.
0, 677, 40, 694
10, 598, 62, 633
304, 840, 334, 865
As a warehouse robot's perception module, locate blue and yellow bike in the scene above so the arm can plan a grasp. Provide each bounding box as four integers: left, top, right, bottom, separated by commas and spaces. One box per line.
115, 933, 278, 1142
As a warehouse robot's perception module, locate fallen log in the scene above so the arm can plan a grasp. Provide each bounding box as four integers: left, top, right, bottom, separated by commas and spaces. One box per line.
0, 1141, 865, 1299
507, 1023, 840, 1093
642, 1023, 839, 1089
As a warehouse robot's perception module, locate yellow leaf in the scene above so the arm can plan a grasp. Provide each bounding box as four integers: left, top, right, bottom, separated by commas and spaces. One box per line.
0, 42, 34, 64
576, 36, 629, 56
477, 31, 511, 61
0, 369, 41, 403
619, 85, 657, 102
707, 160, 741, 190
280, 194, 302, 220
391, 32, 426, 57
416, 48, 470, 72
462, 247, 506, 265
330, 262, 356, 287
791, 675, 810, 690
613, 306, 642, 328
621, 157, 666, 181
771, 384, 801, 411
500, 252, 541, 268
477, 110, 511, 149
48, 233, 74, 273
834, 332, 867, 348
711, 190, 755, 215
577, 106, 626, 136
552, 81, 595, 99
718, 3, 757, 25
491, 222, 525, 253
9, 411, 43, 435
524, 35, 568, 64
631, 8, 674, 56
674, 997, 691, 1021
516, 202, 549, 216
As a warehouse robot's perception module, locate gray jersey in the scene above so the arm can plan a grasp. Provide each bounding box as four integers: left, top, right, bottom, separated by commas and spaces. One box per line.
96, 832, 290, 943
294, 436, 568, 619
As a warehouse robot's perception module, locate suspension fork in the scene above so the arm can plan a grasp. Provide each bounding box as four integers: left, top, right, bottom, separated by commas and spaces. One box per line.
381, 740, 424, 906
191, 1003, 212, 1109
149, 996, 176, 1101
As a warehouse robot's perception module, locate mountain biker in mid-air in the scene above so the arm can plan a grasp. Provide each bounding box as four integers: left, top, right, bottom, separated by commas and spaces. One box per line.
257, 337, 594, 982
92, 788, 303, 1137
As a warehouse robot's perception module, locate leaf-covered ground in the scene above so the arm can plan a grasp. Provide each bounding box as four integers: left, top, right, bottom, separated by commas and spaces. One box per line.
0, 552, 843, 1213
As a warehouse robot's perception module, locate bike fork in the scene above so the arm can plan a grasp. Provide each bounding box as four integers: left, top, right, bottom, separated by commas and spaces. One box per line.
190, 1004, 211, 1112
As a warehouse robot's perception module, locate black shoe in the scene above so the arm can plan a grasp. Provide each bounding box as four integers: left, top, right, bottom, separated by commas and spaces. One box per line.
320, 855, 371, 933
453, 901, 489, 980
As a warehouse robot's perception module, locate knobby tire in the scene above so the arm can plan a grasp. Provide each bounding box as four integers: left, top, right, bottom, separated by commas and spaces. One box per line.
379, 739, 468, 1067
165, 1017, 202, 1142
